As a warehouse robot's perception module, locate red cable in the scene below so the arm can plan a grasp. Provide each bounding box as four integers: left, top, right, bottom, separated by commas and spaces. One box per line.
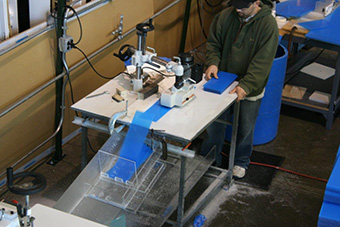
182, 142, 192, 151
221, 152, 328, 183
250, 161, 328, 183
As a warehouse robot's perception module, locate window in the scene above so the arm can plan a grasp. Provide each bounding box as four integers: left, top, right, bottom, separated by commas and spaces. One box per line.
0, 0, 89, 43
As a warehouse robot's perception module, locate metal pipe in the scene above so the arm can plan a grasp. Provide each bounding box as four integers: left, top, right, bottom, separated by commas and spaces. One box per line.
179, 0, 192, 53
0, 25, 54, 56
177, 156, 186, 226
0, 0, 183, 119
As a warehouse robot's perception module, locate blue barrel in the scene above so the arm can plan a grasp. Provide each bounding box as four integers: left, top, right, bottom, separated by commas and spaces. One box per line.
253, 44, 288, 145
225, 44, 288, 145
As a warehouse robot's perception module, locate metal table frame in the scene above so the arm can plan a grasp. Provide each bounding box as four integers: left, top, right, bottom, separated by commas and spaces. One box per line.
281, 31, 340, 130
69, 74, 240, 226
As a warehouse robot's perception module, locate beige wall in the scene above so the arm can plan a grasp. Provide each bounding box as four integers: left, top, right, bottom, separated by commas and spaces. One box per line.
0, 0, 219, 176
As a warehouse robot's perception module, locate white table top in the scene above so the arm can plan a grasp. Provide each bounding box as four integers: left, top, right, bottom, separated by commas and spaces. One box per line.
32, 204, 107, 227
71, 72, 238, 143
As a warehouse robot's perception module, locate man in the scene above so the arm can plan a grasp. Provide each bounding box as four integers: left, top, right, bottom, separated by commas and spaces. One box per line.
201, 0, 279, 178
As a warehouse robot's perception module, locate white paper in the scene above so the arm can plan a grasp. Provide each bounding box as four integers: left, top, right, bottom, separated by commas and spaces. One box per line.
301, 62, 335, 80
309, 91, 331, 104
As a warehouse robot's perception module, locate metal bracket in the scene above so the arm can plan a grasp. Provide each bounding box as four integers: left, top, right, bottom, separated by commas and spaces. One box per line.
112, 14, 124, 40
108, 101, 128, 134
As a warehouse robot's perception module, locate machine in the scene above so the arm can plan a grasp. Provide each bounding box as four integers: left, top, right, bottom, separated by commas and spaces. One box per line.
114, 19, 196, 108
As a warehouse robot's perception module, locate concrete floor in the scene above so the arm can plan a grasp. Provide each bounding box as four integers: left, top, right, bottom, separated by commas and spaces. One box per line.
198, 105, 340, 227
1, 104, 339, 227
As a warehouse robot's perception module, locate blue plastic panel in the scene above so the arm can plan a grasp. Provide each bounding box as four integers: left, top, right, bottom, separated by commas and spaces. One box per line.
318, 201, 340, 226
323, 152, 340, 204
203, 71, 238, 94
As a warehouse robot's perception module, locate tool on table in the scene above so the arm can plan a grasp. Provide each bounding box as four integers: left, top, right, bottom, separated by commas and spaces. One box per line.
112, 88, 127, 103
86, 91, 109, 99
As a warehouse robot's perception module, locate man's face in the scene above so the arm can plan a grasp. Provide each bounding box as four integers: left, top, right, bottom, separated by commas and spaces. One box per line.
235, 2, 257, 18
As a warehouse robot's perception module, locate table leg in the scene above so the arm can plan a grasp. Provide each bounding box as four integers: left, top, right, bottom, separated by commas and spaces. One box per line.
326, 53, 340, 129
81, 126, 88, 170
177, 156, 186, 227
226, 101, 240, 186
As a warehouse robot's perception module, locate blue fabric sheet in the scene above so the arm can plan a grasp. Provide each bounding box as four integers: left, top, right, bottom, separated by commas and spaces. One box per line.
106, 100, 172, 182
305, 27, 340, 46
106, 56, 178, 182
297, 6, 340, 46
143, 100, 171, 122
299, 6, 340, 30
276, 0, 316, 18
203, 71, 238, 94
106, 111, 154, 182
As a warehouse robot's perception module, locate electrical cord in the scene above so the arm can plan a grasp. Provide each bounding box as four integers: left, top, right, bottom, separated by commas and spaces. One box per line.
87, 136, 97, 153
197, 0, 208, 39
221, 152, 328, 183
65, 5, 83, 45
204, 0, 223, 7
141, 66, 175, 77
72, 45, 117, 79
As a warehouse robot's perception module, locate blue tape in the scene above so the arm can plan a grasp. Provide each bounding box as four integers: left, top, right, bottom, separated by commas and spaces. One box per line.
203, 71, 238, 94
106, 111, 154, 182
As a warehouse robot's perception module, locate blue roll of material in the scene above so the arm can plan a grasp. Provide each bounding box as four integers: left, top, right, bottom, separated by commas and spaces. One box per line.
203, 71, 238, 94
106, 111, 154, 182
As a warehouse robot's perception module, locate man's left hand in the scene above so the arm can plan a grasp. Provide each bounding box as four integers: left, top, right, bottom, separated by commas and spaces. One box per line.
230, 86, 247, 102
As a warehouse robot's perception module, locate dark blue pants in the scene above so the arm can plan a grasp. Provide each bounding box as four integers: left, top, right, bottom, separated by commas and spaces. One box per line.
201, 99, 262, 168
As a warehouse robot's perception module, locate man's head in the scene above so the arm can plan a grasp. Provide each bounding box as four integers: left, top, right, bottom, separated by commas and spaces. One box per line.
229, 0, 261, 18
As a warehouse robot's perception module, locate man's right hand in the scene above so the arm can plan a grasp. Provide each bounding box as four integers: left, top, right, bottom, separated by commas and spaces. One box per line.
205, 65, 219, 80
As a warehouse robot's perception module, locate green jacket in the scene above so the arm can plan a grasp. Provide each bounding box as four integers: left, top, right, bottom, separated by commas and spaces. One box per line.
205, 3, 279, 97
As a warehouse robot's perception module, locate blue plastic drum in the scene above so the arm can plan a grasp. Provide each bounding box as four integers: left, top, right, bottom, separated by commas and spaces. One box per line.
253, 44, 288, 145
226, 44, 288, 145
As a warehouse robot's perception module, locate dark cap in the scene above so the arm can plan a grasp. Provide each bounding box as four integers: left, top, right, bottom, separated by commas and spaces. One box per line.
229, 0, 257, 9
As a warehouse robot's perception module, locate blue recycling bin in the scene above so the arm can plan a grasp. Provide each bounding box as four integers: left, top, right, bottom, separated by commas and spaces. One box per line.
226, 44, 288, 145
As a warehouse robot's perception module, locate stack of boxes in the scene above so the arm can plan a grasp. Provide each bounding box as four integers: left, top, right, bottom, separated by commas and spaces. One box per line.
318, 146, 340, 226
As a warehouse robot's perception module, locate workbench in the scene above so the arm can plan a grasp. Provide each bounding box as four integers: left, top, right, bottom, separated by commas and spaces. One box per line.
54, 71, 239, 226
279, 12, 340, 129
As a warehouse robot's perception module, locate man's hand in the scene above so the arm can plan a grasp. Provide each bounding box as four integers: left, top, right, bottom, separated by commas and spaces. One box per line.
230, 86, 247, 102
205, 65, 218, 80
